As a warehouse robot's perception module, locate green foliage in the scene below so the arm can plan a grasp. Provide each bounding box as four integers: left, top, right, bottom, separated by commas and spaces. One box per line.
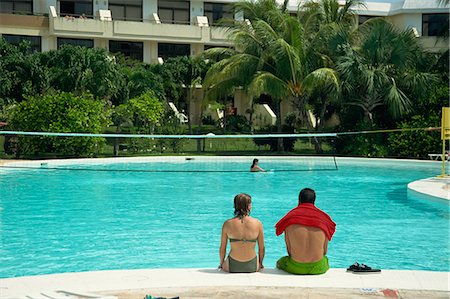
127, 92, 165, 132
39, 45, 125, 100
337, 19, 436, 123
336, 134, 389, 157
0, 38, 49, 102
9, 92, 110, 157
253, 124, 297, 151
225, 115, 251, 133
388, 115, 441, 158
155, 111, 186, 153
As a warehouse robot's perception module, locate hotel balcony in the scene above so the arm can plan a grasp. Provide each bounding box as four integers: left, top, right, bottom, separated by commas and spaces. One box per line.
48, 7, 231, 45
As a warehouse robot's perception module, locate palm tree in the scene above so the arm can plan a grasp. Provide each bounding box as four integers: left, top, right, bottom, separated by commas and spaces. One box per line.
296, 0, 364, 137
204, 1, 339, 151
336, 18, 437, 124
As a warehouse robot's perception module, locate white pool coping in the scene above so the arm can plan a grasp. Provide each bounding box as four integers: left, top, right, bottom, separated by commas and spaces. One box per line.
408, 177, 450, 201
1, 268, 449, 298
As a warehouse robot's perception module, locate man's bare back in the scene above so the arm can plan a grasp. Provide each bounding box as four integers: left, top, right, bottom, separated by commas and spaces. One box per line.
285, 224, 328, 263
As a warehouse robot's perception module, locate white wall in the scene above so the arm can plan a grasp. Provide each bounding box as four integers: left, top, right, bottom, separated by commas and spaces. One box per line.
191, 0, 204, 24
143, 0, 158, 22
33, 0, 56, 15
93, 0, 109, 18
41, 35, 56, 51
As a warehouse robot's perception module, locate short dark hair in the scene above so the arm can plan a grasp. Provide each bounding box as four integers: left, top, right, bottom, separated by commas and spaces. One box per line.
298, 188, 316, 204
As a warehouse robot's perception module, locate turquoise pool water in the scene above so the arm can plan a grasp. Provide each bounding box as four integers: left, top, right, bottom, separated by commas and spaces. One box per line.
0, 158, 449, 278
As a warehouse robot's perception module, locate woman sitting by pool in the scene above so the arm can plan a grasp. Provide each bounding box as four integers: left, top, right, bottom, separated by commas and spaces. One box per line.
219, 193, 265, 273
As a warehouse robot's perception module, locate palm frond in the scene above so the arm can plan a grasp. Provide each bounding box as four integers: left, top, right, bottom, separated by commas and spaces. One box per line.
247, 71, 289, 99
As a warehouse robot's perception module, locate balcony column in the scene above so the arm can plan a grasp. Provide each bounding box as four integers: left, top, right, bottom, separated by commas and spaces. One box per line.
94, 0, 109, 18
41, 35, 57, 51
191, 0, 204, 24
143, 0, 158, 22
94, 39, 108, 50
147, 41, 158, 63
191, 43, 204, 57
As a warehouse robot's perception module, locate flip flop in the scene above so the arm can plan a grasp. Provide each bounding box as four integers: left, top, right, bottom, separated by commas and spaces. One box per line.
346, 262, 360, 272
352, 263, 381, 273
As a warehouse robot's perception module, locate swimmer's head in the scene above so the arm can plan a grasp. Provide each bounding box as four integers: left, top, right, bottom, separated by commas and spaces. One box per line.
251, 159, 258, 167
234, 193, 252, 219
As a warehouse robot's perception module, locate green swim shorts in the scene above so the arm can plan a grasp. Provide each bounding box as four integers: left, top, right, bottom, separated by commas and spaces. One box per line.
276, 256, 329, 275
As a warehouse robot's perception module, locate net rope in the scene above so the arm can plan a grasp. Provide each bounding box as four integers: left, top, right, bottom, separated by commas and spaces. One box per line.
0, 127, 443, 173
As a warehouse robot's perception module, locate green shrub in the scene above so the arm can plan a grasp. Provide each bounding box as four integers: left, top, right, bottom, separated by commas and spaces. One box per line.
388, 115, 441, 158
127, 92, 165, 132
225, 115, 251, 133
9, 92, 110, 157
253, 125, 297, 151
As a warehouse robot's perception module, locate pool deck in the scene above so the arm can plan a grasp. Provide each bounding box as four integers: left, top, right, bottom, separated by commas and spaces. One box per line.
407, 176, 450, 201
1, 268, 449, 298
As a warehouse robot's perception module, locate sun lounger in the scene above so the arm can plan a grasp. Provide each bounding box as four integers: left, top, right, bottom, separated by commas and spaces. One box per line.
428, 153, 450, 161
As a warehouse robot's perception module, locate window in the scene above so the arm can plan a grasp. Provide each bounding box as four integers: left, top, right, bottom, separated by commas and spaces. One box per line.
0, 0, 33, 15
109, 0, 142, 21
59, 0, 93, 17
358, 15, 375, 25
2, 34, 41, 52
158, 0, 190, 24
109, 40, 143, 61
57, 38, 94, 49
422, 13, 449, 37
204, 2, 233, 25
158, 43, 190, 60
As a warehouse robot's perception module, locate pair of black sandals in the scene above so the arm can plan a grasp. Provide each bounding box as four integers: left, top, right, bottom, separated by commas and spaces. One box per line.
347, 262, 381, 273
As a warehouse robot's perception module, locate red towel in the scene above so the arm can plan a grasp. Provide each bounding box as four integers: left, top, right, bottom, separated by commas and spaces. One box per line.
275, 203, 336, 240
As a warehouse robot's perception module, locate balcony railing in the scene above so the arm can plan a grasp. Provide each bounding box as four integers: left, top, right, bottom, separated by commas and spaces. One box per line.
47, 6, 232, 45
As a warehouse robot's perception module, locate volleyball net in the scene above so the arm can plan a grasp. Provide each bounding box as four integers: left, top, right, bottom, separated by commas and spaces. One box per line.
0, 127, 445, 173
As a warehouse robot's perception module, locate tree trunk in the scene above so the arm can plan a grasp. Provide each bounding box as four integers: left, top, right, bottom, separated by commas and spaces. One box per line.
222, 106, 227, 133
113, 127, 120, 156
275, 100, 284, 152
296, 96, 321, 154
187, 89, 193, 134
313, 99, 329, 154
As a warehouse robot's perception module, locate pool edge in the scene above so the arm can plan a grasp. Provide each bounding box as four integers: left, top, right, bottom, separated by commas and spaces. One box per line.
1, 268, 449, 297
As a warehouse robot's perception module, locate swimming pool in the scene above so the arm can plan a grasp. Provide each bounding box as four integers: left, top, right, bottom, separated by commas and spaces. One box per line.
0, 157, 448, 278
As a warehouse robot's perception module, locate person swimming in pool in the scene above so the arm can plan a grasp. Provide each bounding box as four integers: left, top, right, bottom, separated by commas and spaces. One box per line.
219, 193, 265, 273
250, 159, 265, 172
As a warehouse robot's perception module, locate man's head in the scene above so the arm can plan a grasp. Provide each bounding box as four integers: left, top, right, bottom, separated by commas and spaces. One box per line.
298, 188, 316, 205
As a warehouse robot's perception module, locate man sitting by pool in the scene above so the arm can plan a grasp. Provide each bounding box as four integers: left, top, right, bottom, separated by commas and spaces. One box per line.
275, 188, 336, 275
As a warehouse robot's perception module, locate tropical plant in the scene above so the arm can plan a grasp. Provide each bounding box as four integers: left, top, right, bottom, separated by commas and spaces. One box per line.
9, 92, 110, 157
0, 38, 49, 103
204, 0, 339, 151
126, 91, 165, 133
336, 18, 437, 124
388, 115, 441, 158
39, 45, 125, 100
160, 56, 211, 134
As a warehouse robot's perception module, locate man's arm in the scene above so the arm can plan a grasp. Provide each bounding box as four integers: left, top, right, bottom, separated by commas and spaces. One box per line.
323, 238, 329, 255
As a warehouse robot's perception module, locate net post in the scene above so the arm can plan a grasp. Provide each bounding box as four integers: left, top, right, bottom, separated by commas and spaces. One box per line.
439, 107, 449, 178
